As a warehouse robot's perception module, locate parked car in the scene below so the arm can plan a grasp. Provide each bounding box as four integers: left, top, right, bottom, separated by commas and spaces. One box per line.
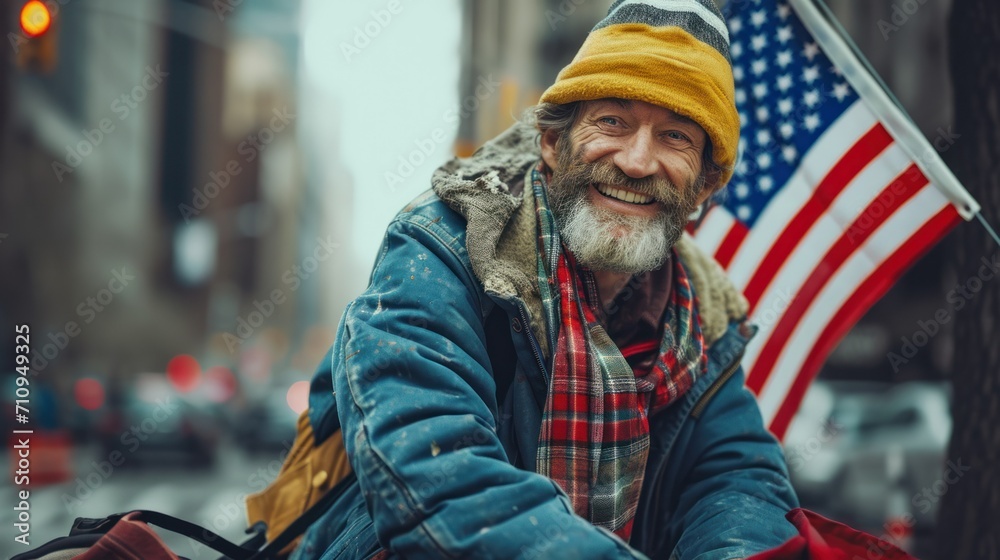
783, 380, 951, 530
232, 391, 298, 455
98, 377, 221, 469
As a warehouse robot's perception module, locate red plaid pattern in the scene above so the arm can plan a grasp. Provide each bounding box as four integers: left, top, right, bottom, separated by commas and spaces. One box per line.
532, 165, 708, 541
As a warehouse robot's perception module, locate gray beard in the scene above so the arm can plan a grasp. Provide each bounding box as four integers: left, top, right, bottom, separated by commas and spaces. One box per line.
545, 140, 703, 274
547, 185, 684, 274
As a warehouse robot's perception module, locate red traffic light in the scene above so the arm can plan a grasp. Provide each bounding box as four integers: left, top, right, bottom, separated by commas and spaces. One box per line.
20, 0, 52, 38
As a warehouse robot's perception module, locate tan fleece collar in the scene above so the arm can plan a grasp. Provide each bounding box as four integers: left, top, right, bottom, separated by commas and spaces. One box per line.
431, 121, 749, 356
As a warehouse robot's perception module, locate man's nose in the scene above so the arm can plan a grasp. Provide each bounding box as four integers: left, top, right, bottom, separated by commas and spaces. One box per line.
612, 132, 659, 179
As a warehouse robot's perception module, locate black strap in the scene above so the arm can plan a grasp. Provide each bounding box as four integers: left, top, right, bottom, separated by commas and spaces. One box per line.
247, 471, 358, 560
70, 510, 256, 560
66, 490, 346, 560
137, 511, 257, 559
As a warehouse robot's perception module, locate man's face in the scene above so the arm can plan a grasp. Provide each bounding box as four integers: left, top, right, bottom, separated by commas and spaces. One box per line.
540, 98, 713, 274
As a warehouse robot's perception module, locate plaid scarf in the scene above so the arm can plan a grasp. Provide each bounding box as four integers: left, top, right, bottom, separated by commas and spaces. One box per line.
531, 164, 708, 541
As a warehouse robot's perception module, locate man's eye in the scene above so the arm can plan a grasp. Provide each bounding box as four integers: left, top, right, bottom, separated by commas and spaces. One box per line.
665, 131, 691, 142
598, 116, 620, 126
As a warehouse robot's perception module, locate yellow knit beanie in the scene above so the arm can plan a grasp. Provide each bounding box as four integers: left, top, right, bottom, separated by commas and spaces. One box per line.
540, 0, 740, 187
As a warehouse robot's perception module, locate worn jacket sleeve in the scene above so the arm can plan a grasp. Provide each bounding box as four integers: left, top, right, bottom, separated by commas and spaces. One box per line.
667, 368, 799, 560
333, 216, 646, 559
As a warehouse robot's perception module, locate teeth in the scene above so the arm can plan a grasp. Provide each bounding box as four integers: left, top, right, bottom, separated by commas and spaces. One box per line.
594, 184, 654, 204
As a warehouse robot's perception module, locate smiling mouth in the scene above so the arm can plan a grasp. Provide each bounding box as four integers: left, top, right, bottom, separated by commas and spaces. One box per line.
592, 183, 656, 205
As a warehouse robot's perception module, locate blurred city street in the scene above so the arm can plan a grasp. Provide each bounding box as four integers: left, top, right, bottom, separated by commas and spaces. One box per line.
1, 439, 291, 559
1, 0, 994, 558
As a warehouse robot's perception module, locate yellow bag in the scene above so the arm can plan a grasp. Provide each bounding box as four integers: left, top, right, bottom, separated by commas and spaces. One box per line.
245, 410, 352, 556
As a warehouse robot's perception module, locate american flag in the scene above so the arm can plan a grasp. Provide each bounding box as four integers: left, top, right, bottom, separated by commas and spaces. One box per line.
689, 0, 978, 439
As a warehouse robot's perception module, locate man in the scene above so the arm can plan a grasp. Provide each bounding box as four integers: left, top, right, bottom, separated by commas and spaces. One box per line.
292, 1, 799, 558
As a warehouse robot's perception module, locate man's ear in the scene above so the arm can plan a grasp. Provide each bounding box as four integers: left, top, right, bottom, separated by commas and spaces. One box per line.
539, 128, 560, 171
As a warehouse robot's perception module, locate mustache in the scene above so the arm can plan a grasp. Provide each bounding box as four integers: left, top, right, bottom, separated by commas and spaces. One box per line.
558, 157, 689, 206
585, 160, 676, 201
551, 139, 707, 208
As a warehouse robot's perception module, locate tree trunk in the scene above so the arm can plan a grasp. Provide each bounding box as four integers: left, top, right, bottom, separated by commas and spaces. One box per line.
937, 0, 1000, 558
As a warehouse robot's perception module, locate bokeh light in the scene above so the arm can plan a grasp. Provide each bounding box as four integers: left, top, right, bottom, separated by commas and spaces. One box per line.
20, 0, 51, 38
240, 345, 272, 383
73, 378, 105, 410
204, 366, 238, 403
260, 328, 290, 362
166, 354, 201, 392
285, 380, 309, 415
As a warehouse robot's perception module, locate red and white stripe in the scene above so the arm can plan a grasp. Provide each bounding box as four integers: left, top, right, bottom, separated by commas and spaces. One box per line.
691, 99, 962, 439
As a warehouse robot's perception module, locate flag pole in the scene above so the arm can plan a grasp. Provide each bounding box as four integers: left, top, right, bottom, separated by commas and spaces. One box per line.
805, 0, 1000, 251
787, 0, 981, 222
976, 213, 1000, 248
808, 0, 909, 121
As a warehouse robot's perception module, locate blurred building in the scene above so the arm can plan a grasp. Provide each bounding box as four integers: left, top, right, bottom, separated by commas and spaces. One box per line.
456, 0, 615, 151
0, 0, 327, 408
3, 0, 183, 395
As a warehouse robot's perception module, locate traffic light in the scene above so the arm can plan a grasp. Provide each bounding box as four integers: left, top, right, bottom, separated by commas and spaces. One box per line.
13, 0, 57, 73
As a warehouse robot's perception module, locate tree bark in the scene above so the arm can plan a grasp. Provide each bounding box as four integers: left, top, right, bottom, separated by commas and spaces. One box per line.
937, 0, 1000, 558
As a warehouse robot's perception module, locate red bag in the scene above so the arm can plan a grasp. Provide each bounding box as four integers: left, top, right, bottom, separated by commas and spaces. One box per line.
72, 512, 181, 560
748, 508, 916, 560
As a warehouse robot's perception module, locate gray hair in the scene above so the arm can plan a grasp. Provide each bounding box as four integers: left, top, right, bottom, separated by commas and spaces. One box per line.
532, 101, 584, 139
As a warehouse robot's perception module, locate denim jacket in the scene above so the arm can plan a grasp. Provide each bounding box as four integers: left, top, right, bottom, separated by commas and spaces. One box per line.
292, 123, 798, 560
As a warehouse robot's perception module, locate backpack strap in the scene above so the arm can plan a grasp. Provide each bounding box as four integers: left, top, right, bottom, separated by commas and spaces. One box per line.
247, 469, 357, 560
69, 510, 257, 560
